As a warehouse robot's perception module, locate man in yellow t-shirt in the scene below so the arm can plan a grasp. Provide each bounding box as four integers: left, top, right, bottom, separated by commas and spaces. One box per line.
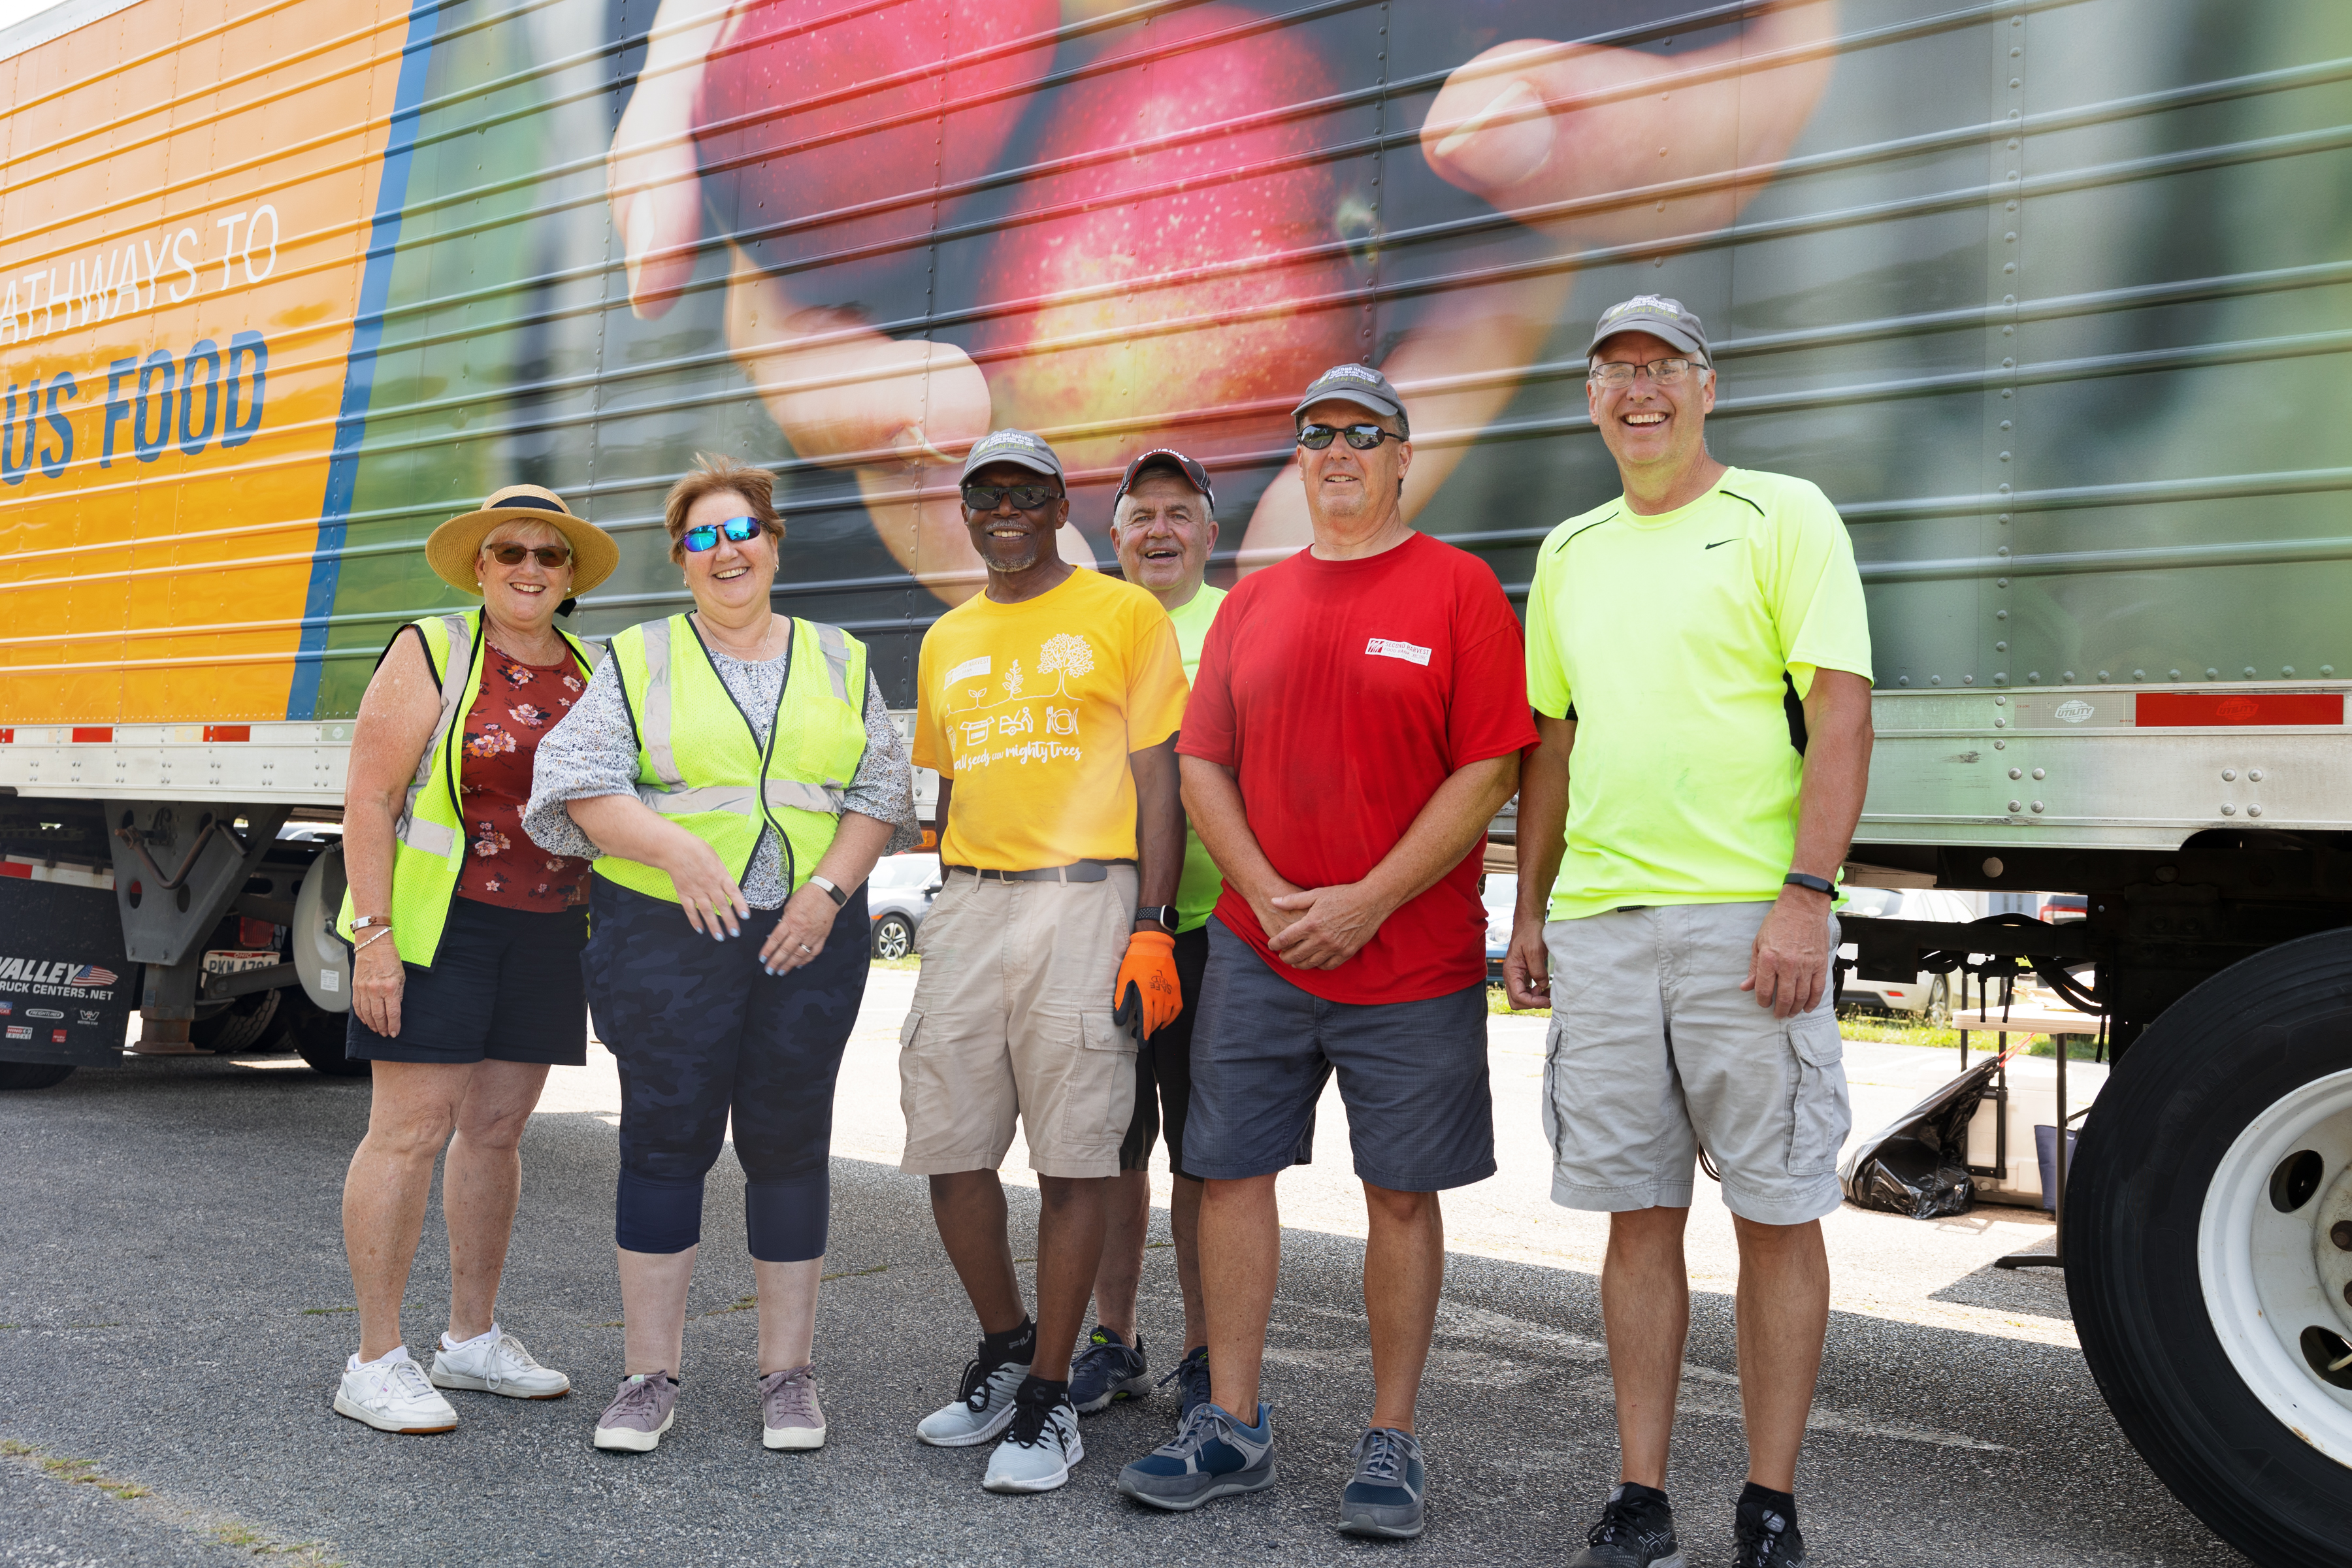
904, 428, 1191, 1496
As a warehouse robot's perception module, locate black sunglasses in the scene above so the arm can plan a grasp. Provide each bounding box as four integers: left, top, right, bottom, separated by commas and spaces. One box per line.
683, 515, 764, 553
486, 543, 572, 567
961, 482, 1062, 512
1296, 423, 1404, 451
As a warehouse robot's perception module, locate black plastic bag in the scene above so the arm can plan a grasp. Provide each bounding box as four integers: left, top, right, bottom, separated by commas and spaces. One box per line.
1838, 1053, 2005, 1219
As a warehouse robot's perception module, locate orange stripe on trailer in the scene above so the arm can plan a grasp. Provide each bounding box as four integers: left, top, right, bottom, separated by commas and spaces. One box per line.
71, 727, 112, 742
2136, 693, 2344, 727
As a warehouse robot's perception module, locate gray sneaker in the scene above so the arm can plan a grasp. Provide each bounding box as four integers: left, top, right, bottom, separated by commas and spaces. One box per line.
760, 1364, 826, 1451
1117, 1399, 1277, 1512
915, 1349, 1030, 1447
1068, 1324, 1149, 1414
1337, 1426, 1426, 1539
593, 1371, 677, 1452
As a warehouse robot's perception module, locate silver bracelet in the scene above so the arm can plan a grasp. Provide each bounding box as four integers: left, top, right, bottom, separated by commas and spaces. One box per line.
353, 927, 397, 955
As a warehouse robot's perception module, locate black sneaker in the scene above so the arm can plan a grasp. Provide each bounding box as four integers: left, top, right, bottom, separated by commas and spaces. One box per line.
1732, 1492, 1807, 1567
1568, 1482, 1686, 1568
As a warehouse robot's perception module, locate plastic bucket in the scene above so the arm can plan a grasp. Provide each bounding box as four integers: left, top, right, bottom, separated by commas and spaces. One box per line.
2034, 1124, 2079, 1213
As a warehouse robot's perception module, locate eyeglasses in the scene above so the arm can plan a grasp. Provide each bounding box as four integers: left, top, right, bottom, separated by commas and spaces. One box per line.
1296, 423, 1404, 451
961, 483, 1062, 512
485, 544, 572, 567
1588, 357, 1704, 388
682, 515, 764, 553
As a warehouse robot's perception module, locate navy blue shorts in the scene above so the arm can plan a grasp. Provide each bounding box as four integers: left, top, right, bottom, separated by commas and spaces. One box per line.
345, 897, 588, 1066
1183, 919, 1494, 1192
583, 875, 869, 1263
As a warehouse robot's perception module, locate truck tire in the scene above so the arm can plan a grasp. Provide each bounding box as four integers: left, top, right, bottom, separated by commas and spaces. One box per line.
275, 989, 368, 1079
0, 1062, 75, 1090
190, 988, 281, 1055
2068, 926, 2352, 1567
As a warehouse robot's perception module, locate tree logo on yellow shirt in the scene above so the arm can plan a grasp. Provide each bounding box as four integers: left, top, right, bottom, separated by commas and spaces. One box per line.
1037, 634, 1095, 682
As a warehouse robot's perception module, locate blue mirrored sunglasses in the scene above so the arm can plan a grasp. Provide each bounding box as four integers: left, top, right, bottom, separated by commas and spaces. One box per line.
683, 515, 763, 553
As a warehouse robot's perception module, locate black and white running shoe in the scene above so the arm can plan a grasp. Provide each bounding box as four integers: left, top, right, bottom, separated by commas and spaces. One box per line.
1731, 1492, 1808, 1568
1569, 1482, 1686, 1568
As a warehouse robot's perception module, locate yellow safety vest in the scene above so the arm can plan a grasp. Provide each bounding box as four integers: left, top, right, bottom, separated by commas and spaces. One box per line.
336, 610, 598, 966
595, 613, 869, 903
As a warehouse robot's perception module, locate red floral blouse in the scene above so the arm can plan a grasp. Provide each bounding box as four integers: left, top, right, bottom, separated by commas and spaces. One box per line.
455, 646, 592, 911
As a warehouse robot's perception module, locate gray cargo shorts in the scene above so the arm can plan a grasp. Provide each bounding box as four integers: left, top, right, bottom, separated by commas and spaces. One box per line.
1541, 901, 1850, 1226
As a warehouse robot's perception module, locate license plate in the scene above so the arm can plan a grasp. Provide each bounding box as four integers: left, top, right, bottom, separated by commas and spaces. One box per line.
202, 949, 278, 976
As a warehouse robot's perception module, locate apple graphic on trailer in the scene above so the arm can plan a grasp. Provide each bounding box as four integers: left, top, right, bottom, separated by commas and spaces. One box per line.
976, 3, 1370, 486
693, 0, 1060, 302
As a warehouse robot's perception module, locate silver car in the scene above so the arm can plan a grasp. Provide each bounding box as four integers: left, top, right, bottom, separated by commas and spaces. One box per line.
867, 852, 940, 960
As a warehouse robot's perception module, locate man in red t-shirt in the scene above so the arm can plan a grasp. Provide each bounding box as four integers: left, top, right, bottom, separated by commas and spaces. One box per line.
1116, 366, 1534, 1539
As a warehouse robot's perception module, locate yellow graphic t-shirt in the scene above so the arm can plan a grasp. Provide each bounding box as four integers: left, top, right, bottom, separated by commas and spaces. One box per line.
915, 567, 1191, 872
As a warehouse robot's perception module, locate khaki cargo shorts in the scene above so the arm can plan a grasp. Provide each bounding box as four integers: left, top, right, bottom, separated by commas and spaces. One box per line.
1541, 901, 1850, 1226
898, 866, 1138, 1180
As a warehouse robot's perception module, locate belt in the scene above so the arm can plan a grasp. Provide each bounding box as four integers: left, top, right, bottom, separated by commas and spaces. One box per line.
946, 858, 1135, 884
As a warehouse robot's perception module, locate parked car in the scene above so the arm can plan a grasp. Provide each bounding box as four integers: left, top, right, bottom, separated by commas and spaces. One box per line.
867, 853, 940, 960
1835, 886, 1980, 1022
1481, 874, 1516, 984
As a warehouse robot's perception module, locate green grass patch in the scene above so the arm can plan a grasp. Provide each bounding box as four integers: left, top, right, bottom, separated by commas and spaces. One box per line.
870, 955, 921, 972
1837, 1005, 2103, 1058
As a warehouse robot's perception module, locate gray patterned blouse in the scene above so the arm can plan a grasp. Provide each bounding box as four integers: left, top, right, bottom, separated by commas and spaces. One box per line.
522, 630, 918, 910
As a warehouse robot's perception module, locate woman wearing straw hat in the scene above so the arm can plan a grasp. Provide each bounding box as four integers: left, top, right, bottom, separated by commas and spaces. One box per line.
522, 453, 915, 1454
329, 483, 619, 1436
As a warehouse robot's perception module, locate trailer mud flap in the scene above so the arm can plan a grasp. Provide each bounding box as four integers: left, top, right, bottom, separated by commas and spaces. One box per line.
0, 876, 133, 1066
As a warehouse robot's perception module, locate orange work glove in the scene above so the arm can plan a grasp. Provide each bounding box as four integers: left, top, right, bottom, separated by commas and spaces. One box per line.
1111, 929, 1182, 1040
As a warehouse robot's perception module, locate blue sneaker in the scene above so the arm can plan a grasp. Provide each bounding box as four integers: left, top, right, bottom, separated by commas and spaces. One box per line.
1069, 1324, 1150, 1414
1117, 1400, 1277, 1512
1337, 1426, 1425, 1539
1157, 1344, 1211, 1423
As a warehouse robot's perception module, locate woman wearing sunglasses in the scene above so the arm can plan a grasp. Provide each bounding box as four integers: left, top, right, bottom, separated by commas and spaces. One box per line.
330, 485, 619, 1436
523, 453, 916, 1454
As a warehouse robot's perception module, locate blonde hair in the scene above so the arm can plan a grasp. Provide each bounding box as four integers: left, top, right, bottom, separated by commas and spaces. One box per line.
662, 453, 785, 564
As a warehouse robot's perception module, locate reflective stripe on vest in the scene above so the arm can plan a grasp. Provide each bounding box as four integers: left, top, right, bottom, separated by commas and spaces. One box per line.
393, 612, 474, 859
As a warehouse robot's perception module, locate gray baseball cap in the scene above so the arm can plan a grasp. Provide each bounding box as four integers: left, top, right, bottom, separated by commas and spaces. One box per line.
1585, 294, 1710, 362
958, 427, 1065, 484
1290, 362, 1409, 436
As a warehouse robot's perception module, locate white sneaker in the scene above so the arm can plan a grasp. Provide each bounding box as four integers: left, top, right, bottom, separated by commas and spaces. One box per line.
915, 1357, 1030, 1447
982, 1389, 1083, 1494
430, 1326, 570, 1399
335, 1350, 459, 1435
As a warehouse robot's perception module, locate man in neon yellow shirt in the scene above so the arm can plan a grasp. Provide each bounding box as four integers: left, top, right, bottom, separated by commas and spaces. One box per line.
1066, 448, 1253, 1426
1507, 296, 1874, 1568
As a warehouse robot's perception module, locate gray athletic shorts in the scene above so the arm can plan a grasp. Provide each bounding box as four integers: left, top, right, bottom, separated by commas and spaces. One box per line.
1541, 902, 1849, 1226
1184, 921, 1495, 1192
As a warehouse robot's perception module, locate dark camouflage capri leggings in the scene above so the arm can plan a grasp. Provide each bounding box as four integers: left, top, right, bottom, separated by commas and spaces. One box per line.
583, 875, 869, 1262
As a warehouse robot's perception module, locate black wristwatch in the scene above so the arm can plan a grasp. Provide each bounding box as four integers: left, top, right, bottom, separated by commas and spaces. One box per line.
1782, 872, 1835, 898
1135, 904, 1178, 932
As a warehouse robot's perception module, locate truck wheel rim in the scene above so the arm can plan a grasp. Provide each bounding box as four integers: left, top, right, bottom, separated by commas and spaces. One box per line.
2197, 1066, 2352, 1467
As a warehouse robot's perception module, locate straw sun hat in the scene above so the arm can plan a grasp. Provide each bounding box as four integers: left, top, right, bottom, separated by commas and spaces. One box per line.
423, 483, 620, 598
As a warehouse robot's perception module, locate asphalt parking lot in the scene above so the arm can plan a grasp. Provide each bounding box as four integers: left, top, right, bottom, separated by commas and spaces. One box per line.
0, 968, 2245, 1567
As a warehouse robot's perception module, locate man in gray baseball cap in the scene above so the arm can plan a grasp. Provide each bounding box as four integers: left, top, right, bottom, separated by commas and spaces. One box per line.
1511, 293, 1874, 1568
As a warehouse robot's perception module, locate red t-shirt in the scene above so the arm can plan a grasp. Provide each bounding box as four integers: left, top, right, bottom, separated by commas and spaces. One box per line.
1177, 531, 1537, 1004
454, 645, 593, 911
